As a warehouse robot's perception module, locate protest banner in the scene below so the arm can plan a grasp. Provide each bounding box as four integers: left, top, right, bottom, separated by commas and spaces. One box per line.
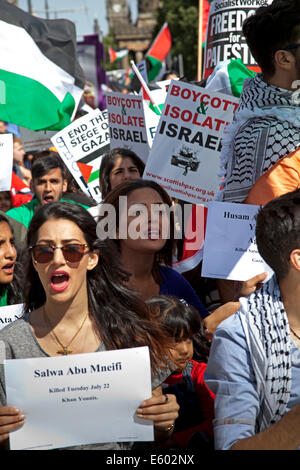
202, 0, 273, 79
52, 109, 110, 203
201, 201, 273, 281
0, 133, 13, 191
0, 304, 24, 331
106, 91, 149, 163
144, 80, 239, 206
19, 127, 56, 153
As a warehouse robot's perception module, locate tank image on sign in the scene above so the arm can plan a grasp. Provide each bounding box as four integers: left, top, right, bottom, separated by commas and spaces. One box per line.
171, 145, 201, 176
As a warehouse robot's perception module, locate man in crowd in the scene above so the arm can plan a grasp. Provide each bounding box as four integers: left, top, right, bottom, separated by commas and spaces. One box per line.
205, 189, 300, 449
219, 0, 300, 205
4, 152, 91, 244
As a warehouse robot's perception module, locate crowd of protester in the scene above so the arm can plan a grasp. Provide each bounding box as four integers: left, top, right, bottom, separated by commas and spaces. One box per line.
1, 0, 300, 451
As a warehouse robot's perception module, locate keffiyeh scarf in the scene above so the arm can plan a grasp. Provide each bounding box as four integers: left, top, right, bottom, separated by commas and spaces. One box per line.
218, 74, 300, 202
239, 275, 292, 432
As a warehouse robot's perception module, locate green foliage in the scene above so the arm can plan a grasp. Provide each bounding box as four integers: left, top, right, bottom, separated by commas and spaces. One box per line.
153, 0, 199, 80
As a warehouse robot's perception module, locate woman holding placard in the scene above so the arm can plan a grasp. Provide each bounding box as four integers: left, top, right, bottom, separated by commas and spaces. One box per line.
98, 179, 268, 339
98, 179, 210, 323
0, 201, 179, 449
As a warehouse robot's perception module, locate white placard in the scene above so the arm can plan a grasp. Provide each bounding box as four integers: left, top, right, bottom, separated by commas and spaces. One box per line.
143, 83, 168, 147
106, 91, 150, 163
5, 346, 153, 450
0, 304, 24, 330
144, 80, 239, 206
0, 133, 13, 191
201, 201, 273, 281
19, 128, 56, 153
52, 109, 110, 203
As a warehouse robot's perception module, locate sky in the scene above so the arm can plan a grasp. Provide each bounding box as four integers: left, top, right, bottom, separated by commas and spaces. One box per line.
17, 0, 138, 39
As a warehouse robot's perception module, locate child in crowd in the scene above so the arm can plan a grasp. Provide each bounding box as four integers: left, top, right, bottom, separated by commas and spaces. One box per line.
147, 295, 215, 449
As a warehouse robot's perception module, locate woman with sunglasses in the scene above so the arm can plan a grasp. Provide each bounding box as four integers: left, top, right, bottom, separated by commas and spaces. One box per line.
0, 201, 179, 450
0, 214, 23, 307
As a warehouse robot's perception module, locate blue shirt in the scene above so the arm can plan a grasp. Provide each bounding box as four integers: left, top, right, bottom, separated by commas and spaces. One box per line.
204, 311, 300, 450
159, 265, 209, 319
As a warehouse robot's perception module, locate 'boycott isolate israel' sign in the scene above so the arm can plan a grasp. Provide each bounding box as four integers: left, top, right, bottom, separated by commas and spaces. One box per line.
144, 80, 239, 206
203, 0, 273, 79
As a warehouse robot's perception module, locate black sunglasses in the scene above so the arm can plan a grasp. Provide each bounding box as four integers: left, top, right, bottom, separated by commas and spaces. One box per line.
30, 244, 89, 264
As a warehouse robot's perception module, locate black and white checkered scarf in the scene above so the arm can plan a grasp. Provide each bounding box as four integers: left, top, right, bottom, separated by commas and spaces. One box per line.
218, 74, 300, 202
239, 275, 292, 432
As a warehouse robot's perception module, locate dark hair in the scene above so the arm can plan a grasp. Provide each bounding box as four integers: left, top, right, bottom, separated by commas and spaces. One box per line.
0, 214, 23, 305
99, 148, 145, 198
24, 201, 170, 371
162, 70, 179, 81
256, 189, 300, 280
146, 295, 210, 363
243, 0, 300, 78
99, 179, 176, 283
31, 152, 66, 181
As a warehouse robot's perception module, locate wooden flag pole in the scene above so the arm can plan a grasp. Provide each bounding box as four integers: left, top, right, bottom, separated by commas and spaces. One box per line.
197, 0, 203, 81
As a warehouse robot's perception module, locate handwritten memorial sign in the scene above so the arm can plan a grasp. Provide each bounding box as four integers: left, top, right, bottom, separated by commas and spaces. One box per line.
52, 109, 110, 203
144, 80, 239, 205
0, 133, 13, 191
5, 346, 153, 450
106, 92, 149, 163
201, 201, 273, 281
203, 0, 272, 79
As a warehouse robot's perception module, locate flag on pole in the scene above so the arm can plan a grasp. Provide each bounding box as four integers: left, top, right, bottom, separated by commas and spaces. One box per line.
0, 0, 85, 131
146, 23, 172, 82
108, 47, 128, 63
202, 0, 210, 44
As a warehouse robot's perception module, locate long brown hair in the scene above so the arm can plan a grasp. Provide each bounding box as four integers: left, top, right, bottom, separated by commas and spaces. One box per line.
24, 201, 171, 372
99, 179, 176, 284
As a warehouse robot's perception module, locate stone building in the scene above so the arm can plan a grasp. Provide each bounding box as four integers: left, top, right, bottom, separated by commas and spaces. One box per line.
106, 0, 160, 68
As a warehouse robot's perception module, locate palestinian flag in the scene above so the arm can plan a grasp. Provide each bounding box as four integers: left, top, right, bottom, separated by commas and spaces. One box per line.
108, 47, 128, 63
0, 0, 85, 131
202, 0, 210, 45
172, 205, 207, 274
205, 58, 256, 98
146, 23, 171, 82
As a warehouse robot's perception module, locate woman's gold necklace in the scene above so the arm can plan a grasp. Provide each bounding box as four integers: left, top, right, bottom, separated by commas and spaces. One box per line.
43, 305, 89, 355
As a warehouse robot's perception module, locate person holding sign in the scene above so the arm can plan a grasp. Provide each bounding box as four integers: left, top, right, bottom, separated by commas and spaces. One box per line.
99, 147, 145, 199
205, 189, 300, 450
219, 0, 300, 204
0, 202, 179, 449
98, 179, 210, 320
